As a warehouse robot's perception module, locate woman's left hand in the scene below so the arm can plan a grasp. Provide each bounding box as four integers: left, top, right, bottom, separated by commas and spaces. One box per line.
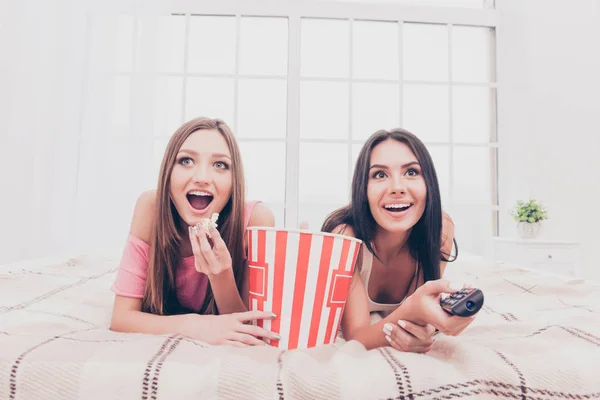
188, 224, 233, 277
383, 320, 436, 353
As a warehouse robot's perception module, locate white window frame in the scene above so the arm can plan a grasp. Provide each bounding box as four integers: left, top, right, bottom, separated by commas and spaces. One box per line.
100, 0, 500, 234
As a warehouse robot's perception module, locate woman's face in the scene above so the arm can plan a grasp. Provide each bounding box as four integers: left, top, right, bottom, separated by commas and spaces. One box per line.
367, 139, 427, 234
169, 129, 233, 227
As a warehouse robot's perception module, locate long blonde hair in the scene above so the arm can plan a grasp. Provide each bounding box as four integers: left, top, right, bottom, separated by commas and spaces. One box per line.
142, 117, 246, 315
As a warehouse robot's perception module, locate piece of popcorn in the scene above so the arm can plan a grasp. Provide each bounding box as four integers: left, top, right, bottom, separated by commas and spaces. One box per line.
191, 213, 219, 237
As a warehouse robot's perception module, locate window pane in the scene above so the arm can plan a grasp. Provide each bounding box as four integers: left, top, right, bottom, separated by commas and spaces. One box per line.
188, 16, 236, 74
452, 26, 494, 83
111, 76, 130, 135
426, 145, 450, 207
351, 143, 365, 178
114, 16, 134, 72
300, 81, 349, 140
301, 19, 349, 78
403, 23, 448, 82
353, 20, 399, 80
453, 146, 491, 205
453, 87, 494, 143
447, 204, 493, 257
299, 143, 349, 204
265, 204, 285, 228
138, 16, 185, 73
240, 17, 288, 76
402, 84, 449, 142
153, 77, 183, 137
314, 0, 490, 7
298, 203, 346, 232
239, 141, 286, 203
185, 78, 234, 123
237, 79, 287, 139
352, 83, 399, 139
153, 138, 169, 185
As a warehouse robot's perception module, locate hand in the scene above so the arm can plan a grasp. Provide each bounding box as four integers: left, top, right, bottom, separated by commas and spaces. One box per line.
188, 224, 232, 277
383, 320, 436, 353
402, 280, 476, 336
181, 310, 281, 347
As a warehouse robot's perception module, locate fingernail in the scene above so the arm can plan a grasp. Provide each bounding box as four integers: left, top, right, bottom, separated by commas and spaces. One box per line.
449, 282, 463, 291
397, 320, 406, 328
385, 335, 392, 342
273, 333, 281, 340
270, 312, 277, 318
383, 323, 393, 335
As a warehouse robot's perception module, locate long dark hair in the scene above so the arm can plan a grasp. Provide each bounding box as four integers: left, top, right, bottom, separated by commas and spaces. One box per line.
321, 128, 457, 282
142, 117, 246, 316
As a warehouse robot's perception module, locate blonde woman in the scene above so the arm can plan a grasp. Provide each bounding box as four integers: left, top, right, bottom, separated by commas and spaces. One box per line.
110, 117, 279, 347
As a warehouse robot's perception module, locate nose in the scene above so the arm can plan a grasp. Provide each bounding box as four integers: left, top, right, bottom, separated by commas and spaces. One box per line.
192, 164, 211, 185
389, 175, 406, 195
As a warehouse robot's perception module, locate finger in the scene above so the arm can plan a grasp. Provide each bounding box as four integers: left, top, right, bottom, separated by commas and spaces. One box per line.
397, 320, 436, 341
235, 310, 277, 322
225, 340, 248, 348
237, 323, 281, 341
421, 279, 464, 296
189, 226, 208, 272
230, 332, 267, 346
208, 224, 228, 253
197, 226, 219, 268
384, 323, 428, 349
392, 324, 434, 347
386, 334, 432, 353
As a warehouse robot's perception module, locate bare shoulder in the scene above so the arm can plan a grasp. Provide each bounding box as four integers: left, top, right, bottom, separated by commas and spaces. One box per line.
442, 210, 455, 228
248, 202, 275, 227
441, 210, 455, 245
331, 224, 356, 238
130, 190, 157, 243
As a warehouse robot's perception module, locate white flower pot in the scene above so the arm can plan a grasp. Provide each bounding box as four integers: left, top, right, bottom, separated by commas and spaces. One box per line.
517, 222, 541, 239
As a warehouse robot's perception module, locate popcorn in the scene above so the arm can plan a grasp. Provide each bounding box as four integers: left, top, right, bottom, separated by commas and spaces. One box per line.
191, 213, 219, 237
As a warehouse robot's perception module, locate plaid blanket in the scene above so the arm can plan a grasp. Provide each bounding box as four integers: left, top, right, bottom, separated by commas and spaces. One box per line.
1, 253, 599, 399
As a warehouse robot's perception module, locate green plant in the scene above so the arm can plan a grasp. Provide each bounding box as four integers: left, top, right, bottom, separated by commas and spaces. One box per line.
511, 199, 549, 223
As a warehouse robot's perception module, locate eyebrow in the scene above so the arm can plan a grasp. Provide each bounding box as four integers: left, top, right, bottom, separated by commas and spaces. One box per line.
178, 149, 231, 160
369, 161, 420, 170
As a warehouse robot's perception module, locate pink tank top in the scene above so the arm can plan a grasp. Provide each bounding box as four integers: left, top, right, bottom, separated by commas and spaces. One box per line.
111, 200, 260, 312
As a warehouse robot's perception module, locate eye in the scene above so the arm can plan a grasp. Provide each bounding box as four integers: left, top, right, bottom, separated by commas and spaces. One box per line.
372, 170, 387, 179
178, 157, 194, 166
214, 161, 229, 170
406, 168, 420, 177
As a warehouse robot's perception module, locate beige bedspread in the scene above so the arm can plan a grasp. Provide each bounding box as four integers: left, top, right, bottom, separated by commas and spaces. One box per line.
1, 253, 599, 399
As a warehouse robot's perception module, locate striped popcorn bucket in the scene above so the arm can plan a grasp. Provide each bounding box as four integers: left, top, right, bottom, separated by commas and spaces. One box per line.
247, 227, 362, 350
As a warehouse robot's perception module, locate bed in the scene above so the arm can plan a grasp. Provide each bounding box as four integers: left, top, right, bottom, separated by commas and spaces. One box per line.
1, 252, 599, 399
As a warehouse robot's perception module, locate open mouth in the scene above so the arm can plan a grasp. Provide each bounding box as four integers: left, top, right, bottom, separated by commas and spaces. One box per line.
383, 203, 412, 213
187, 191, 213, 211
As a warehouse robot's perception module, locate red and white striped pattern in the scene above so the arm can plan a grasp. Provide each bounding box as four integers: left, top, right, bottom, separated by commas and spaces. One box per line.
247, 228, 362, 350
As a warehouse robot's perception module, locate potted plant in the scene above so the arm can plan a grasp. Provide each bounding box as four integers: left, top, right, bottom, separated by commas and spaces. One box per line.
511, 199, 548, 239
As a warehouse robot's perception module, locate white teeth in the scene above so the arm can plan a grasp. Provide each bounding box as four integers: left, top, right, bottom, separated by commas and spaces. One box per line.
384, 203, 411, 209
188, 191, 212, 196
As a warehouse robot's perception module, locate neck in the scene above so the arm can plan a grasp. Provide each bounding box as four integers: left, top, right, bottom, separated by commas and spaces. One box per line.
373, 227, 412, 261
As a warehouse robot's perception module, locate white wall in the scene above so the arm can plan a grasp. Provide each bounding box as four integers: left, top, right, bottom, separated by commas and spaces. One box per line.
497, 0, 600, 280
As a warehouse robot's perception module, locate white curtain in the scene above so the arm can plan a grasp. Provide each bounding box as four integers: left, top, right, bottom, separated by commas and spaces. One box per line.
0, 0, 175, 263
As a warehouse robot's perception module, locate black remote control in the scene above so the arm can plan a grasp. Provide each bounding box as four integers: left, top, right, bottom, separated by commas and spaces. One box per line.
440, 288, 484, 317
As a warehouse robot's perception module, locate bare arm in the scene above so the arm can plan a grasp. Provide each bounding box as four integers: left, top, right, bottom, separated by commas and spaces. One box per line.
110, 296, 192, 334
110, 190, 194, 334
210, 202, 275, 314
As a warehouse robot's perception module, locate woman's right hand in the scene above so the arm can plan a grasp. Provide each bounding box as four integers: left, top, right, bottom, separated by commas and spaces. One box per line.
180, 310, 281, 347
402, 280, 475, 336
